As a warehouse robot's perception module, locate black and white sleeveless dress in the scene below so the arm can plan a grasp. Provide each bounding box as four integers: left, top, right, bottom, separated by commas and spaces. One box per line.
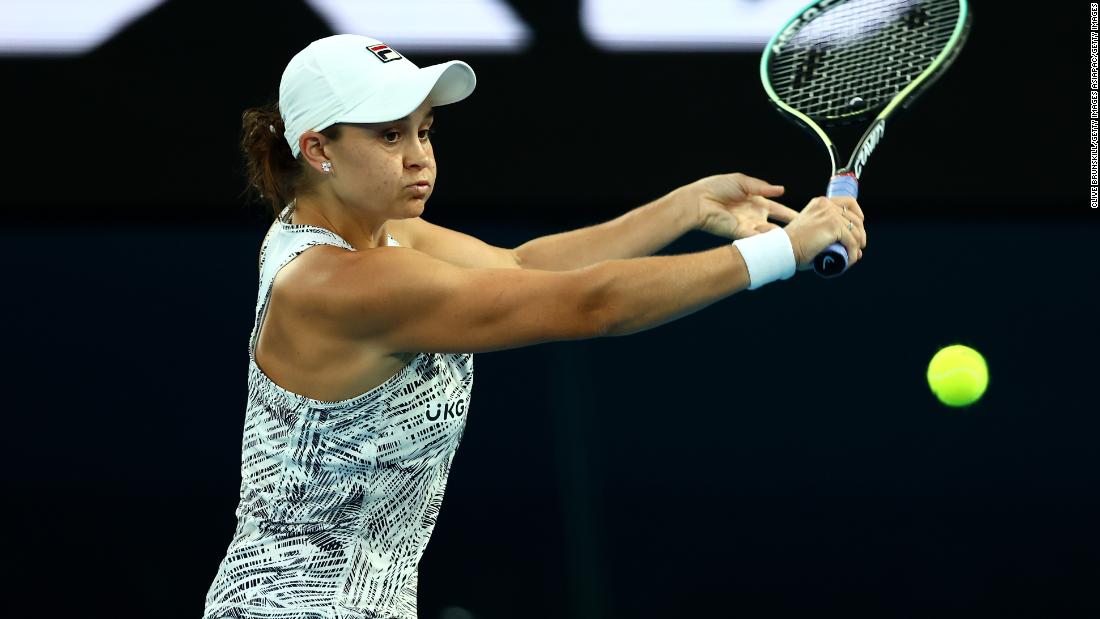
203, 202, 475, 619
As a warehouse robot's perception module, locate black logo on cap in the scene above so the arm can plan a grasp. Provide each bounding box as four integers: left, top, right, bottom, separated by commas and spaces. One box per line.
367, 44, 402, 63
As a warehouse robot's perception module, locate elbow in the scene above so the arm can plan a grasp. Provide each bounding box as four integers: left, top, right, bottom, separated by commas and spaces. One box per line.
577, 266, 618, 339
582, 299, 614, 339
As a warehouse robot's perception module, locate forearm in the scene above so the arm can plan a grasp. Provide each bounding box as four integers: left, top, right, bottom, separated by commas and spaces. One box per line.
588, 243, 752, 337
514, 188, 698, 271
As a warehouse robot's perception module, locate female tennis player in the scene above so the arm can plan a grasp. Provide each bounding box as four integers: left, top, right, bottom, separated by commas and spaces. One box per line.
203, 34, 866, 619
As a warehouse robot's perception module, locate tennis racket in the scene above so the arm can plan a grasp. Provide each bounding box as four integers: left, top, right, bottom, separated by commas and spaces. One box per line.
761, 0, 972, 277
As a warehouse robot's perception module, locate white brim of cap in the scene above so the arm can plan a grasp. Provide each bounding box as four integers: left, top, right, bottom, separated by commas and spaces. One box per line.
338, 60, 476, 124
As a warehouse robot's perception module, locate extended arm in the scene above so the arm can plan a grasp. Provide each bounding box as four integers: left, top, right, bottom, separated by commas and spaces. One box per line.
514, 187, 698, 271
395, 173, 795, 271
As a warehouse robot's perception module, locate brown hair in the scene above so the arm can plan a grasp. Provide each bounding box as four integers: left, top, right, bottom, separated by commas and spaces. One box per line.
239, 101, 343, 218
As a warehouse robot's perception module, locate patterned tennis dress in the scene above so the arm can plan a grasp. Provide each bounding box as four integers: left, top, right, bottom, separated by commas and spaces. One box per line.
204, 203, 474, 619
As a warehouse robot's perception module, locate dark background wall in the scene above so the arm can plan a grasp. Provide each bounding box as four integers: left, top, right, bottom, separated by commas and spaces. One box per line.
4, 1, 1097, 617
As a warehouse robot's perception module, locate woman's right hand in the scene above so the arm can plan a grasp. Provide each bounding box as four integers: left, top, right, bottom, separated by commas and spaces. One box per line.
784, 196, 868, 271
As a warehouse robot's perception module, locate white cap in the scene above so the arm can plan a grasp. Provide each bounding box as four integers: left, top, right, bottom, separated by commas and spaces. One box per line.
278, 34, 477, 158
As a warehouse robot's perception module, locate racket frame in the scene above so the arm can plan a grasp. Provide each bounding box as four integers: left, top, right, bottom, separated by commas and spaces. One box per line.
760, 0, 972, 181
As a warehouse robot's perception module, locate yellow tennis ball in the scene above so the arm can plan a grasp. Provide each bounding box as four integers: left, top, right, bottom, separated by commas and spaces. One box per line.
926, 344, 989, 407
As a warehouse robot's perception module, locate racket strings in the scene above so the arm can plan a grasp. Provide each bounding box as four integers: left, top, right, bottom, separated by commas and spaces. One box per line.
768, 0, 961, 122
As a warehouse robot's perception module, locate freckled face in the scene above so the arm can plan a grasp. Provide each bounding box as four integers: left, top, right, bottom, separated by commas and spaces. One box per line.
325, 99, 437, 219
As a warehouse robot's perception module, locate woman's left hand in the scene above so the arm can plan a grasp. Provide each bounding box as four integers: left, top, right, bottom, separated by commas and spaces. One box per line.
683, 173, 800, 240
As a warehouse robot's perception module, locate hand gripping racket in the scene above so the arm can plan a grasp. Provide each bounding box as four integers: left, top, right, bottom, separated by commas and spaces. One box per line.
761, 0, 972, 277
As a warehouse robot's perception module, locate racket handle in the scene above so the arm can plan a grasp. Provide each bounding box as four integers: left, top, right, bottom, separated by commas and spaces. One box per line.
813, 173, 860, 278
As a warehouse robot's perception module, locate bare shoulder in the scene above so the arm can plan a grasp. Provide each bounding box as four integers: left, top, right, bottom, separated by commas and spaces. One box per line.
272, 244, 361, 305
383, 217, 419, 249
263, 234, 605, 354
271, 243, 421, 328
383, 216, 518, 270
258, 244, 415, 399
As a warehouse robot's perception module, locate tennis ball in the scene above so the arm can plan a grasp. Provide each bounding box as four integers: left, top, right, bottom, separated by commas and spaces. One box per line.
926, 344, 989, 407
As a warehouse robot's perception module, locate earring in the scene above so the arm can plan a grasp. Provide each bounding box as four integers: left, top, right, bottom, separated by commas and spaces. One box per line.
321, 161, 333, 174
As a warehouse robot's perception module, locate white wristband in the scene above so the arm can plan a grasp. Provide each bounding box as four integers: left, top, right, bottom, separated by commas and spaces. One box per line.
731, 228, 797, 290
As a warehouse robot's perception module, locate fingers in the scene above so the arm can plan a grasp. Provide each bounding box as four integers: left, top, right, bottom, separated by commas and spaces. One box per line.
839, 223, 862, 266
732, 173, 785, 197
812, 195, 867, 266
829, 195, 865, 223
816, 196, 866, 243
787, 195, 868, 271
759, 197, 800, 223
833, 201, 866, 265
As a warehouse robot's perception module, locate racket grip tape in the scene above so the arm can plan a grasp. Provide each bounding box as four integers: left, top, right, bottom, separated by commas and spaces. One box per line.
814, 173, 860, 278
